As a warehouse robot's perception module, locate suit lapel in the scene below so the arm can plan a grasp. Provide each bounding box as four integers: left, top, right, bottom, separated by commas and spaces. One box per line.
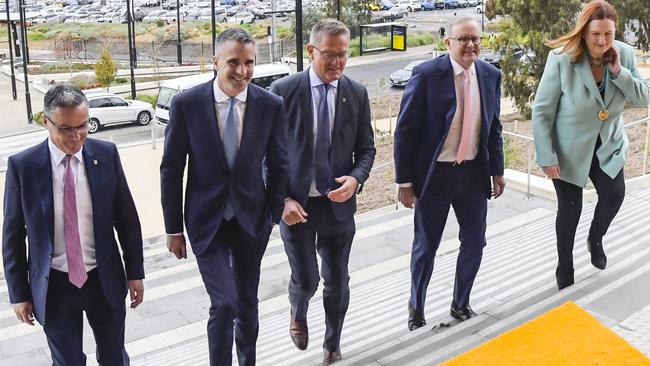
235, 86, 257, 169
475, 61, 491, 140
203, 79, 230, 171
81, 140, 102, 236
332, 75, 350, 148
576, 58, 605, 107
300, 71, 315, 151
34, 140, 54, 249
439, 56, 457, 132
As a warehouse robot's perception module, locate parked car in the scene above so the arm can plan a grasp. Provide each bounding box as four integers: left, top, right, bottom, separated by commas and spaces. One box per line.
476, 4, 482, 13
142, 9, 167, 22
457, 0, 468, 7
197, 8, 227, 21
382, 6, 407, 20
380, 0, 393, 9
420, 0, 435, 10
394, 0, 420, 12
227, 11, 254, 24
389, 59, 426, 87
435, 0, 458, 8
86, 93, 155, 133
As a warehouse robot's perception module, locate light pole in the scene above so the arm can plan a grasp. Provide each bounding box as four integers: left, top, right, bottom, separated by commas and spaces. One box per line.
18, 0, 32, 123
176, 0, 182, 65
481, 2, 484, 32
295, 0, 303, 72
126, 0, 136, 99
210, 0, 216, 76
4, 0, 17, 100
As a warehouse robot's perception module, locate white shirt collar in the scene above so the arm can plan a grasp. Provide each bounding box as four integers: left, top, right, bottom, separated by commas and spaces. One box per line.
449, 56, 476, 77
48, 137, 84, 166
308, 67, 339, 89
213, 78, 248, 104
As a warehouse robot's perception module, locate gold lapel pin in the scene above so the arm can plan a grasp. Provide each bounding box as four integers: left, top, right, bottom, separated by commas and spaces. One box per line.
93, 160, 98, 166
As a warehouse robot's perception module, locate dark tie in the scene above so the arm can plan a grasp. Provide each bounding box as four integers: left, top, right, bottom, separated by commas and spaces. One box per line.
63, 155, 87, 288
223, 98, 238, 220
315, 83, 332, 195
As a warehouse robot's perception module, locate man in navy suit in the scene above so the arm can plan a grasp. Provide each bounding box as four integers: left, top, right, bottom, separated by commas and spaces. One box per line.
270, 19, 375, 364
160, 28, 288, 366
2, 84, 144, 365
394, 17, 505, 331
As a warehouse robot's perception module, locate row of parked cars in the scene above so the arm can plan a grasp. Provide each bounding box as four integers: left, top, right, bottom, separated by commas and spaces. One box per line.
367, 0, 482, 12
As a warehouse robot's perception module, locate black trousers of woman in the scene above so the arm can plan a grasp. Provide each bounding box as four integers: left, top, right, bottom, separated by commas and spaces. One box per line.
552, 141, 625, 287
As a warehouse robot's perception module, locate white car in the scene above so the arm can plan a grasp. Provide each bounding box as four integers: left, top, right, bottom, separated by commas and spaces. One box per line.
86, 93, 155, 133
142, 9, 167, 22
394, 0, 420, 11
227, 11, 254, 24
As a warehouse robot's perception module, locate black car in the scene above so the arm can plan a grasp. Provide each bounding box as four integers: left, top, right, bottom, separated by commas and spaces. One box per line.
390, 60, 426, 87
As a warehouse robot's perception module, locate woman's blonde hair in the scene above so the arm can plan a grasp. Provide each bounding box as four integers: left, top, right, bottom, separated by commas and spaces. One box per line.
545, 0, 618, 63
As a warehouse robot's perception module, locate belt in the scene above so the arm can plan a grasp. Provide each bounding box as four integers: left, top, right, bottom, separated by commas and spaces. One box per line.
436, 159, 476, 168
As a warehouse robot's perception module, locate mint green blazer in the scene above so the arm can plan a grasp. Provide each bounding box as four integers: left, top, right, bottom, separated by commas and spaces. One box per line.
532, 41, 650, 187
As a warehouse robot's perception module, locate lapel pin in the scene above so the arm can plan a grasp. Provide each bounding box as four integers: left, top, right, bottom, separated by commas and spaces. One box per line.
342, 97, 347, 103
93, 159, 98, 166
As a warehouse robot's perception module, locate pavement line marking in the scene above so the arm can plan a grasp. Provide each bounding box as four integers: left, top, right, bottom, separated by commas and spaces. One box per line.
75, 207, 553, 361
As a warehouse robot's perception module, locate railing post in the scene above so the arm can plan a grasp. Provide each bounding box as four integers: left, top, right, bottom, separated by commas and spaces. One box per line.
644, 105, 650, 174
524, 143, 534, 200
151, 122, 157, 150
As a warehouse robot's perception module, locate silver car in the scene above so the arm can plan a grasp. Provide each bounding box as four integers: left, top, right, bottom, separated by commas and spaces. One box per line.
389, 60, 426, 87
86, 92, 154, 133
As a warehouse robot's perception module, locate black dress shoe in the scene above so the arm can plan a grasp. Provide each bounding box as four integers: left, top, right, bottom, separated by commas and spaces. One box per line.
323, 347, 342, 365
587, 239, 607, 270
555, 266, 574, 290
408, 303, 426, 331
450, 302, 477, 321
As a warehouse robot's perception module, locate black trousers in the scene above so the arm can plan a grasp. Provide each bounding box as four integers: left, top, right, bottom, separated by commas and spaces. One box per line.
552, 147, 625, 269
280, 196, 355, 352
43, 269, 129, 366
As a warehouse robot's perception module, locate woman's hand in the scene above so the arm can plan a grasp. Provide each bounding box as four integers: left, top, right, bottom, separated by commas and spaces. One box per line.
543, 165, 561, 180
606, 47, 621, 77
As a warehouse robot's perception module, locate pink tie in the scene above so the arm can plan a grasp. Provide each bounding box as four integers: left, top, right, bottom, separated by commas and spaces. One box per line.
456, 69, 477, 163
64, 155, 87, 288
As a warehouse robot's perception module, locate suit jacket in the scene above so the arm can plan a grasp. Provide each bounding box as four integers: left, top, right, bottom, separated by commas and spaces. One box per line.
270, 70, 376, 222
2, 138, 144, 324
160, 80, 289, 256
533, 40, 650, 187
394, 54, 504, 198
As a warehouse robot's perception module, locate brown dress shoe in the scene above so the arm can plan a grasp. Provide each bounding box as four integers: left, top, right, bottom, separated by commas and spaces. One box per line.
323, 348, 342, 365
289, 317, 308, 350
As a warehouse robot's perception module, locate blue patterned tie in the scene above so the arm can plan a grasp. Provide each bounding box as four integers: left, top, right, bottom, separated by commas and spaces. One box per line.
223, 98, 238, 220
315, 83, 332, 195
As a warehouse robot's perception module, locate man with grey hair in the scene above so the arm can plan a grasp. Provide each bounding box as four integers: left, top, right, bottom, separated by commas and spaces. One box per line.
270, 19, 375, 364
394, 16, 504, 331
161, 28, 289, 365
3, 84, 144, 365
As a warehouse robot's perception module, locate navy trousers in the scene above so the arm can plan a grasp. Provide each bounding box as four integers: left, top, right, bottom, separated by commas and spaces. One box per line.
280, 196, 355, 352
43, 268, 129, 366
195, 219, 270, 366
409, 161, 488, 315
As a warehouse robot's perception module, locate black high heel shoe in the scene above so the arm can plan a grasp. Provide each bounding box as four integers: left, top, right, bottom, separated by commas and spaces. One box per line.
587, 239, 607, 270
555, 266, 574, 290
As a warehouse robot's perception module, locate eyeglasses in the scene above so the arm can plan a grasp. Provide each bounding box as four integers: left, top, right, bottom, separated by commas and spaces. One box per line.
448, 36, 483, 46
312, 45, 350, 62
46, 117, 89, 135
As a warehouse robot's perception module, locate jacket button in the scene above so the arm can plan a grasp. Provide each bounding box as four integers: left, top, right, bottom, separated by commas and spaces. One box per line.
44, 276, 48, 281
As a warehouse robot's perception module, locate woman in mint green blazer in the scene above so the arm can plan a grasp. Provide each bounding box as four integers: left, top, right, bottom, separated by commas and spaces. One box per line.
533, 0, 650, 290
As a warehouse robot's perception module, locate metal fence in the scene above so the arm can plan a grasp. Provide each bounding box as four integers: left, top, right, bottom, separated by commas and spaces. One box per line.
52, 39, 297, 65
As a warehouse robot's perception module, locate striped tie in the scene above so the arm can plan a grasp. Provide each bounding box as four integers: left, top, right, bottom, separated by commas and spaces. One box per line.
64, 155, 87, 288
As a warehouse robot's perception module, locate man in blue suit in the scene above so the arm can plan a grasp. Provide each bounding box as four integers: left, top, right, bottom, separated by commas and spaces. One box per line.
160, 28, 289, 366
270, 19, 375, 364
2, 84, 144, 365
394, 17, 505, 331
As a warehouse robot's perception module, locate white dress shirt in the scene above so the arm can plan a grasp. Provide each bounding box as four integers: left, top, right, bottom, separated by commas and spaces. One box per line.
437, 57, 482, 162
213, 78, 247, 146
49, 138, 97, 272
308, 67, 338, 197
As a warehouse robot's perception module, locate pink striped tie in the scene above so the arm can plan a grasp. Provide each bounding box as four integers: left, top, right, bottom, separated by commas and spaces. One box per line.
456, 69, 477, 163
64, 155, 87, 288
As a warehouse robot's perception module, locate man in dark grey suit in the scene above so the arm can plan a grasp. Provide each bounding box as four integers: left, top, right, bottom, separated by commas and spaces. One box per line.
270, 19, 375, 365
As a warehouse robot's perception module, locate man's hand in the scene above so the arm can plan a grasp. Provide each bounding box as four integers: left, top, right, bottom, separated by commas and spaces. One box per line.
127, 280, 144, 309
12, 301, 34, 326
543, 165, 560, 180
327, 176, 358, 203
167, 235, 187, 259
282, 198, 308, 226
398, 186, 416, 209
492, 176, 506, 199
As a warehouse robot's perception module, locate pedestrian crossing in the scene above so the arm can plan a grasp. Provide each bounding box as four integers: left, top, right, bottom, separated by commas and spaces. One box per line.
1, 187, 650, 365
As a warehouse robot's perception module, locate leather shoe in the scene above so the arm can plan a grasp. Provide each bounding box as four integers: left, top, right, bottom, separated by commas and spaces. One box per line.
587, 239, 607, 270
555, 266, 574, 290
289, 317, 308, 350
450, 302, 477, 321
323, 348, 342, 365
407, 303, 426, 331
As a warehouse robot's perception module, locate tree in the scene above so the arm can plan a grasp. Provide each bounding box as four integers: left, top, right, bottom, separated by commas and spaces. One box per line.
486, 0, 582, 118
609, 0, 649, 52
94, 46, 118, 91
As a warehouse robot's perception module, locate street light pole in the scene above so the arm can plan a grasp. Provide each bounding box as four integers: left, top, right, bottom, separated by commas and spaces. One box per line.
176, 0, 182, 65
4, 0, 17, 100
126, 0, 136, 99
210, 0, 216, 76
336, 0, 340, 20
18, 0, 32, 123
295, 0, 303, 72
481, 2, 484, 32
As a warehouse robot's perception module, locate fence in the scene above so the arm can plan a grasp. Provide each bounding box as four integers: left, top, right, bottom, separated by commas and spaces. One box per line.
52, 39, 297, 65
